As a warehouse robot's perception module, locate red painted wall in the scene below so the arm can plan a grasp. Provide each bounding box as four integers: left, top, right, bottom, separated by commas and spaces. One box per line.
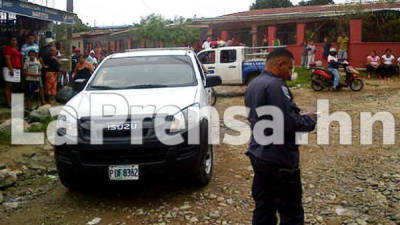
349, 42, 400, 67
296, 24, 305, 46
350, 19, 362, 43
268, 26, 276, 46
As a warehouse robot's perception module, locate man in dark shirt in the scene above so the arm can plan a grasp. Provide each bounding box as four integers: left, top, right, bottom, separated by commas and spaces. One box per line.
38, 38, 55, 104
245, 48, 317, 225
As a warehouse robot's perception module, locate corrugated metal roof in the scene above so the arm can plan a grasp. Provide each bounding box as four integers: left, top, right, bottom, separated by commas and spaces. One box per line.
193, 2, 400, 24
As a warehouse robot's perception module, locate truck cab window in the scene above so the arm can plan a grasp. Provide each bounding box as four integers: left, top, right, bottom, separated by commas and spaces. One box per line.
220, 50, 236, 63
198, 51, 215, 64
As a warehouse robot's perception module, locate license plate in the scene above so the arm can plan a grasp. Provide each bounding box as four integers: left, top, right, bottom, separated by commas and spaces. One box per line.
109, 165, 139, 181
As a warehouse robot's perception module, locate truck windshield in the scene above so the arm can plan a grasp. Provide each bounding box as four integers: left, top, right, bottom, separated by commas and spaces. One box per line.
88, 55, 197, 90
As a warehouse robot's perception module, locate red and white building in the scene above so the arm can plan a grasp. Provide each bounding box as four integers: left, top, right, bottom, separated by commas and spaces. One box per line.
193, 2, 400, 67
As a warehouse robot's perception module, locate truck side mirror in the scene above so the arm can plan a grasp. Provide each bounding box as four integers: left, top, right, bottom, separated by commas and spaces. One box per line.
205, 76, 222, 88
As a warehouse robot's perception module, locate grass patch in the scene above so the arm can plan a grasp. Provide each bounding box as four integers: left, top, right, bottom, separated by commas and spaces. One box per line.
27, 116, 56, 133
287, 67, 311, 88
0, 116, 56, 143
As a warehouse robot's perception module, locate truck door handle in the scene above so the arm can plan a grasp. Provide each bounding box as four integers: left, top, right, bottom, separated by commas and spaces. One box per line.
208, 67, 215, 69
229, 66, 236, 69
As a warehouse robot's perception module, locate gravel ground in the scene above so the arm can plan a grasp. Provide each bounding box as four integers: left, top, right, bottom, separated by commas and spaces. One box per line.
0, 79, 399, 225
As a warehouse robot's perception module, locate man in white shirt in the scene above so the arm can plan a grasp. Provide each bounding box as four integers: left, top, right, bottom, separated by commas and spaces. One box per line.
86, 50, 98, 69
202, 37, 211, 49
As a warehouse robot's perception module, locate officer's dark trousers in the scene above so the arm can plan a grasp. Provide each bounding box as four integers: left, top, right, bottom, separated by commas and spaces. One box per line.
249, 155, 304, 225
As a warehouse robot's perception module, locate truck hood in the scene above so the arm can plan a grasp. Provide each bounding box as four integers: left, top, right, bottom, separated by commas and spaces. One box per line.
66, 86, 198, 118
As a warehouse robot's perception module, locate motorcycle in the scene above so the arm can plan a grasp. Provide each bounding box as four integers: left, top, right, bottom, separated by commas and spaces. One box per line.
310, 61, 364, 92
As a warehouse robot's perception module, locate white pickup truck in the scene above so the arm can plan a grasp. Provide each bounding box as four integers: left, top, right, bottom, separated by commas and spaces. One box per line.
198, 46, 277, 85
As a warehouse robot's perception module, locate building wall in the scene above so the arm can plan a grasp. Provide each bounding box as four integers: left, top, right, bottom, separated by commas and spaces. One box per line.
348, 42, 400, 68
210, 18, 400, 68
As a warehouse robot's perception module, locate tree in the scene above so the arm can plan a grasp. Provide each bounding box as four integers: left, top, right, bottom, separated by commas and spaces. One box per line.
250, 0, 293, 10
298, 0, 334, 6
132, 14, 201, 47
54, 15, 90, 41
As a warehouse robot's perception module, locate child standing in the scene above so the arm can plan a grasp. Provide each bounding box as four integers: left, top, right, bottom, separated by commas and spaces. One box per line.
23, 50, 42, 110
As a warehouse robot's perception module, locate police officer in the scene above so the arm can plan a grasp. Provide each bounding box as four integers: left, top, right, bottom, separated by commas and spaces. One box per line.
245, 48, 317, 225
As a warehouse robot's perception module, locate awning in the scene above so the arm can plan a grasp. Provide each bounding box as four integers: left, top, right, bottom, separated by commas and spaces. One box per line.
0, 0, 75, 24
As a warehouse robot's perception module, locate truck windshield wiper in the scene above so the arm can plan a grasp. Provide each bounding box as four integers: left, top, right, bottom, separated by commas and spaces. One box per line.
88, 85, 115, 90
122, 84, 170, 89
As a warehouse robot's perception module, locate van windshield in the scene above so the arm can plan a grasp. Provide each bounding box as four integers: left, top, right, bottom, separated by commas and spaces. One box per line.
88, 55, 197, 90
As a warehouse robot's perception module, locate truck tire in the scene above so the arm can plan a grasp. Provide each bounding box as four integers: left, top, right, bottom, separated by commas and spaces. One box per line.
192, 119, 213, 187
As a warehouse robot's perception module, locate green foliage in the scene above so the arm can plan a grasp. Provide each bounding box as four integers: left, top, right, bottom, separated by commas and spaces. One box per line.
133, 14, 201, 46
298, 0, 334, 6
250, 0, 293, 10
54, 15, 90, 41
362, 11, 400, 42
287, 67, 311, 88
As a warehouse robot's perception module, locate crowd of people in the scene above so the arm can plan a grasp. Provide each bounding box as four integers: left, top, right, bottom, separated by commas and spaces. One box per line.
0, 33, 105, 110
366, 49, 400, 79
1, 34, 62, 109
300, 32, 400, 80
201, 36, 246, 49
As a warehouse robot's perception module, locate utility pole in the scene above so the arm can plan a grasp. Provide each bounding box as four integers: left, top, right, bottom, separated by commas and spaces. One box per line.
66, 0, 73, 57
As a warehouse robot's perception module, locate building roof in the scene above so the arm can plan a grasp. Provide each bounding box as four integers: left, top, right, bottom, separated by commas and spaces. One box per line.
0, 0, 75, 24
72, 29, 126, 39
193, 2, 400, 24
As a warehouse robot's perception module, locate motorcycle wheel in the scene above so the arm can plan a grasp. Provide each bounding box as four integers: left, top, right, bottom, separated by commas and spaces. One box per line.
350, 79, 364, 91
311, 81, 324, 91
311, 74, 324, 91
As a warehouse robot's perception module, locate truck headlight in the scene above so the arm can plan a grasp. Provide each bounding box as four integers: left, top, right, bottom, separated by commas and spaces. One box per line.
56, 112, 77, 136
169, 109, 188, 133
168, 104, 200, 133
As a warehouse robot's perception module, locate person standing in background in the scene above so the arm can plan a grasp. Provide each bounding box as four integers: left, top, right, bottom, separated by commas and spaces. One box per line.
72, 54, 94, 92
337, 32, 349, 62
23, 50, 42, 110
56, 42, 63, 57
86, 50, 98, 69
202, 37, 211, 49
39, 37, 55, 105
262, 34, 268, 46
71, 47, 81, 73
44, 47, 61, 106
322, 37, 331, 65
3, 36, 23, 108
307, 40, 316, 69
21, 33, 39, 62
301, 41, 308, 68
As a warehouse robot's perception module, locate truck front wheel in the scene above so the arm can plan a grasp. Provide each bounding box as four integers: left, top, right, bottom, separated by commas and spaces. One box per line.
192, 119, 213, 187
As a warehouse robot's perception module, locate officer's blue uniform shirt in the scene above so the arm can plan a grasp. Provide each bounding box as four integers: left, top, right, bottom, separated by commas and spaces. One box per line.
245, 70, 316, 168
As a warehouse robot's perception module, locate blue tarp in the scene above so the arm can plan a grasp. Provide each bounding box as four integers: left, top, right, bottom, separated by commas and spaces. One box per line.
0, 0, 74, 24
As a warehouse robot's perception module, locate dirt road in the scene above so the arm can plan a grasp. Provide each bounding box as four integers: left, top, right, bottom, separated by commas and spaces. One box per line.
0, 79, 399, 225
